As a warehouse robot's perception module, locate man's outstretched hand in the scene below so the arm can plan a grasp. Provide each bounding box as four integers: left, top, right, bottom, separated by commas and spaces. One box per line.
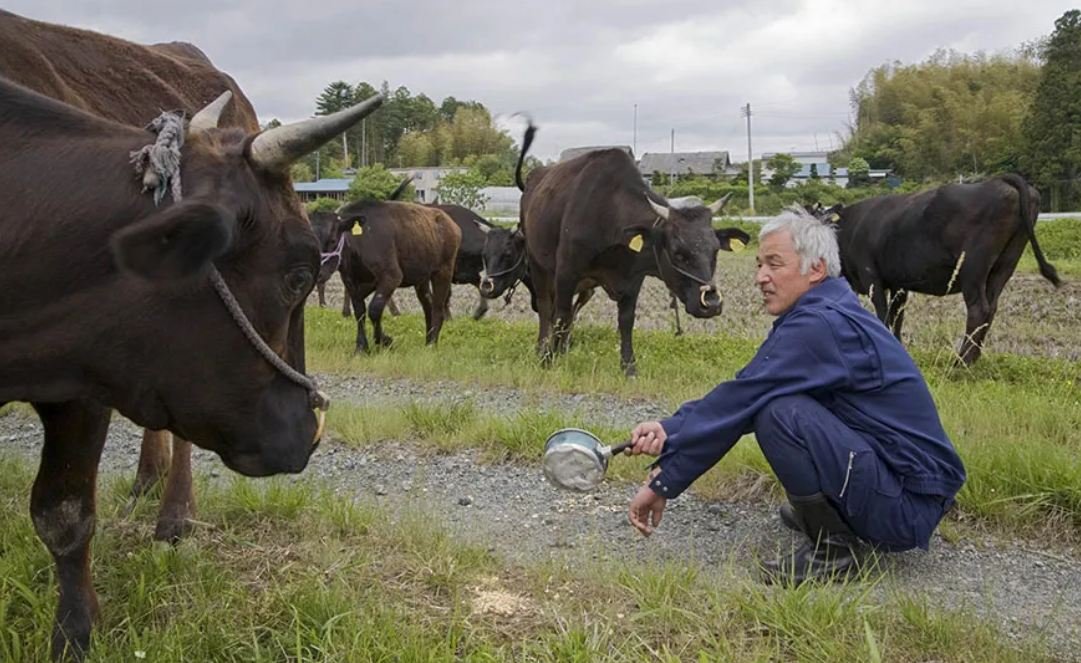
628, 468, 667, 537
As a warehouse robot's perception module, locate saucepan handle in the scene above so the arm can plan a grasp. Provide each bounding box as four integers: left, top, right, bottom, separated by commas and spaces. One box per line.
609, 440, 633, 455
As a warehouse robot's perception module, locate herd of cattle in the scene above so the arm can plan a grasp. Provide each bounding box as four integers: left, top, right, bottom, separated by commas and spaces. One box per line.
0, 10, 1063, 661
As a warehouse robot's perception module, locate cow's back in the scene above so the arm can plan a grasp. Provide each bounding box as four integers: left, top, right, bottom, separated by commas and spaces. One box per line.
353, 203, 461, 285
523, 149, 648, 272
0, 11, 258, 130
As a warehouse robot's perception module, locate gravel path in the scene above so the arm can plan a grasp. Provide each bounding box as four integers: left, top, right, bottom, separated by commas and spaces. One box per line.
3, 372, 1080, 659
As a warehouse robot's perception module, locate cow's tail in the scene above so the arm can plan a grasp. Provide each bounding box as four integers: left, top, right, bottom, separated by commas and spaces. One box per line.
389, 174, 415, 201
514, 115, 537, 192
1000, 173, 1061, 287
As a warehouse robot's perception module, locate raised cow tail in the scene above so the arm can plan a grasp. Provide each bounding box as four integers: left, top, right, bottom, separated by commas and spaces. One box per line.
1000, 173, 1061, 287
515, 115, 537, 192
389, 174, 415, 201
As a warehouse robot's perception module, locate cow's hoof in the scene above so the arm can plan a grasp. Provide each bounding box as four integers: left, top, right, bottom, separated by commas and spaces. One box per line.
622, 364, 638, 378
377, 335, 394, 348
354, 345, 370, 355
153, 517, 191, 544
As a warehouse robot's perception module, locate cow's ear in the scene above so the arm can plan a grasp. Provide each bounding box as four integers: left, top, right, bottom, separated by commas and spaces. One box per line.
622, 225, 659, 253
822, 204, 843, 223
715, 227, 750, 252
111, 202, 234, 281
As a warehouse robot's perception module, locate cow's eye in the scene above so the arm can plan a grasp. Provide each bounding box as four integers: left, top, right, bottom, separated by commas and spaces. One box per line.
285, 268, 313, 296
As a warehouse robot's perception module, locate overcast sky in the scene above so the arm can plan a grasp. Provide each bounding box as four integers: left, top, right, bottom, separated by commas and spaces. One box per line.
5, 1, 1071, 162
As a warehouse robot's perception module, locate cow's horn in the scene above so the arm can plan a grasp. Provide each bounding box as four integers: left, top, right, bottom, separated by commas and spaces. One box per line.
250, 93, 385, 171
189, 91, 233, 134
647, 197, 671, 221
707, 193, 732, 214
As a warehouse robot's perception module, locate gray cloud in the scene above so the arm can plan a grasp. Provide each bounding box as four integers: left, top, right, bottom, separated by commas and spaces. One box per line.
3, 1, 1067, 161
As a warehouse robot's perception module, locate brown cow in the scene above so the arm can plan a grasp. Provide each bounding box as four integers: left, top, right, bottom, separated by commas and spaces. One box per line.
1, 24, 383, 663
330, 200, 461, 351
0, 10, 261, 544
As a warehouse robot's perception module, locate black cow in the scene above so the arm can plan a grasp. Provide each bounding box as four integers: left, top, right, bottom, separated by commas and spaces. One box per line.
428, 203, 506, 320
820, 174, 1061, 364
510, 122, 748, 375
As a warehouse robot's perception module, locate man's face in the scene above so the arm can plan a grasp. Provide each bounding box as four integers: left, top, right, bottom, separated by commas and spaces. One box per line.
755, 230, 826, 316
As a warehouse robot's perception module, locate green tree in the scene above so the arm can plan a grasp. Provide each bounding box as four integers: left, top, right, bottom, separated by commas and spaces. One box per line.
847, 156, 871, 188
346, 164, 414, 202
766, 153, 800, 189
847, 49, 1041, 180
1022, 10, 1081, 210
436, 169, 489, 210
290, 162, 314, 182
316, 81, 356, 166
305, 197, 341, 213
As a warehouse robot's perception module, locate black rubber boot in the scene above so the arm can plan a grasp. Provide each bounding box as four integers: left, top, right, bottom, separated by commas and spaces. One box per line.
761, 492, 866, 585
779, 502, 802, 533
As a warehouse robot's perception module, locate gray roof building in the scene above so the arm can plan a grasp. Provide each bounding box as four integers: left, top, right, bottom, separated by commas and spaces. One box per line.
638, 151, 732, 177
559, 145, 635, 162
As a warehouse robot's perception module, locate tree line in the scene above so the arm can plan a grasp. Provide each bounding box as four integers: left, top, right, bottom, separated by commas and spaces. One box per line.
841, 9, 1081, 210
287, 81, 538, 189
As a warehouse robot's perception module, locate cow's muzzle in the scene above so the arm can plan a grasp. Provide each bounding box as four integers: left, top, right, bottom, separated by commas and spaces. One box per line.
480, 278, 495, 296
700, 284, 722, 311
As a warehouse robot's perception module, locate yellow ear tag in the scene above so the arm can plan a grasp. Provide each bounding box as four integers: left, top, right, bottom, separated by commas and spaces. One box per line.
828, 213, 841, 223
729, 238, 746, 252
628, 234, 644, 252
351, 221, 363, 236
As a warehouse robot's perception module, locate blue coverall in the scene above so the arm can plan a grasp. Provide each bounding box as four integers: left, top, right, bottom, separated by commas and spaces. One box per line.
652, 277, 966, 551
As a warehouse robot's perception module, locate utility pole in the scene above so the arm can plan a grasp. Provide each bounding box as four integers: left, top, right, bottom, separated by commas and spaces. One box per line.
670, 128, 676, 190
742, 103, 755, 214
342, 133, 348, 166
361, 118, 367, 167
633, 104, 638, 156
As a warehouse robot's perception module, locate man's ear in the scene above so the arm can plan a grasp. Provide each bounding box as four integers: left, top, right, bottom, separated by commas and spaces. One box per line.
808, 257, 829, 284
111, 201, 234, 280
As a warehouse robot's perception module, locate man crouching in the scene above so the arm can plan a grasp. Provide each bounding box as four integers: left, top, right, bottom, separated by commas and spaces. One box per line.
626, 207, 966, 584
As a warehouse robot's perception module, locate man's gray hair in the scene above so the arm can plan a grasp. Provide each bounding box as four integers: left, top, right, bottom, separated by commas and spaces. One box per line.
759, 206, 842, 278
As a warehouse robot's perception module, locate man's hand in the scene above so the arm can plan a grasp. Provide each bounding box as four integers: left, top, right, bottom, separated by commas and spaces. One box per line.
628, 468, 667, 537
628, 421, 667, 456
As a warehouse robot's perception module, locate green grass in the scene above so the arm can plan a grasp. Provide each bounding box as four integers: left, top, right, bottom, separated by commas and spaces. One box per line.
0, 455, 1056, 662
307, 307, 1081, 540
1018, 218, 1081, 277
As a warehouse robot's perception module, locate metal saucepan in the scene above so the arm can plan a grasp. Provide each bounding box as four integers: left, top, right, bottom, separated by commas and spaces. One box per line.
543, 428, 633, 492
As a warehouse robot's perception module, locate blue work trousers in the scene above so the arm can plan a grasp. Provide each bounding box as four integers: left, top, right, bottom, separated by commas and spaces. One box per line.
754, 395, 950, 551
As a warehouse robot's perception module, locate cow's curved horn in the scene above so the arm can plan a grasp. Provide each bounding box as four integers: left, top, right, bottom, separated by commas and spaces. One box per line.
647, 197, 670, 221
250, 93, 385, 171
189, 91, 233, 134
707, 193, 732, 214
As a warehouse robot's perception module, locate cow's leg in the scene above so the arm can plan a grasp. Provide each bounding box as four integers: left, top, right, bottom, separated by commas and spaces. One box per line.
351, 284, 374, 354
885, 290, 909, 341
617, 290, 642, 377
370, 279, 401, 348
153, 437, 194, 543
429, 271, 454, 344
552, 273, 579, 356
30, 400, 110, 662
868, 278, 889, 325
958, 282, 993, 365
129, 429, 170, 500
669, 295, 684, 336
571, 287, 595, 321
471, 288, 490, 320
414, 283, 434, 341
340, 274, 353, 318
316, 281, 327, 307
532, 272, 556, 364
